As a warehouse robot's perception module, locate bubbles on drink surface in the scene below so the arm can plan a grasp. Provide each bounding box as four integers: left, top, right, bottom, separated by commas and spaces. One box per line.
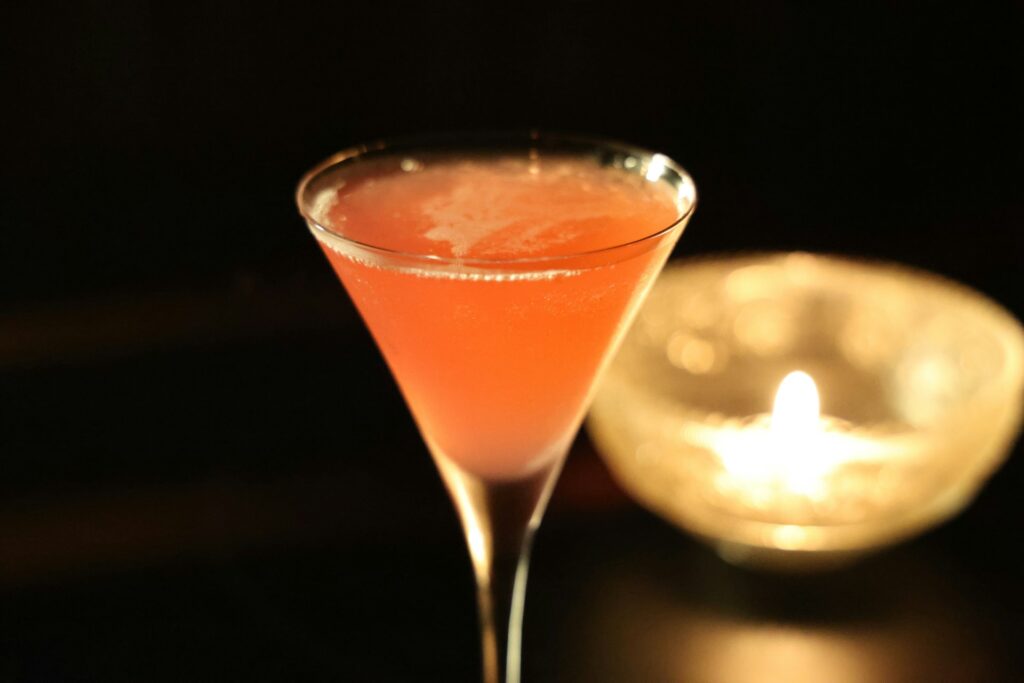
312, 154, 687, 260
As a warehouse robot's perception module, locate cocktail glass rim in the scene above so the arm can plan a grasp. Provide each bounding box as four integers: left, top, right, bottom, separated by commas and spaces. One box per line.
295, 130, 698, 268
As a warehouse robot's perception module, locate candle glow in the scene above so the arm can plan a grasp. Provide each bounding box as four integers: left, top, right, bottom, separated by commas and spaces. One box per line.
588, 254, 1024, 570
709, 371, 887, 503
717, 370, 829, 497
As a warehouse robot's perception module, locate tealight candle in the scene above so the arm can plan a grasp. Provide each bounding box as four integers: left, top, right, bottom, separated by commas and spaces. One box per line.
698, 371, 878, 502
589, 253, 1024, 570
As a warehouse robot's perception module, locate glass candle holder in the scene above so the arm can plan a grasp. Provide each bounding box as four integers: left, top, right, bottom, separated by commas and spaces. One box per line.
588, 253, 1024, 570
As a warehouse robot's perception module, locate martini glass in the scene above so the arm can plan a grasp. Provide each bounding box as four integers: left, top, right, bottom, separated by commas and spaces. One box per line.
296, 132, 696, 683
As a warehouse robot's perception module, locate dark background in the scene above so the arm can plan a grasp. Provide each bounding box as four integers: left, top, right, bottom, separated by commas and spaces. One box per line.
2, 2, 1023, 682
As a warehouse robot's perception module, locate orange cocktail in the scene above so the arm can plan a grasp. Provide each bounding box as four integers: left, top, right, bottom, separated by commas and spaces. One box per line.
316, 156, 681, 480
297, 134, 696, 683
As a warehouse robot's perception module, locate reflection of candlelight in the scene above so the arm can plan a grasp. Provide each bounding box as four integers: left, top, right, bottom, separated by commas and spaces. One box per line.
562, 544, 1004, 683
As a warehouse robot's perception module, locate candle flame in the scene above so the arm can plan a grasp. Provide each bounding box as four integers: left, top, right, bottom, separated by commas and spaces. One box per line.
708, 370, 846, 509
766, 371, 824, 497
771, 371, 821, 437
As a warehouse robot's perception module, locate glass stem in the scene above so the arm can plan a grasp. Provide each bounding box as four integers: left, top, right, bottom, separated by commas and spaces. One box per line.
435, 457, 562, 683
476, 527, 533, 683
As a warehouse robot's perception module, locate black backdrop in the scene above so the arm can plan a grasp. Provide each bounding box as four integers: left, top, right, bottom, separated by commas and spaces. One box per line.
2, 2, 1024, 682
4, 2, 1022, 307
